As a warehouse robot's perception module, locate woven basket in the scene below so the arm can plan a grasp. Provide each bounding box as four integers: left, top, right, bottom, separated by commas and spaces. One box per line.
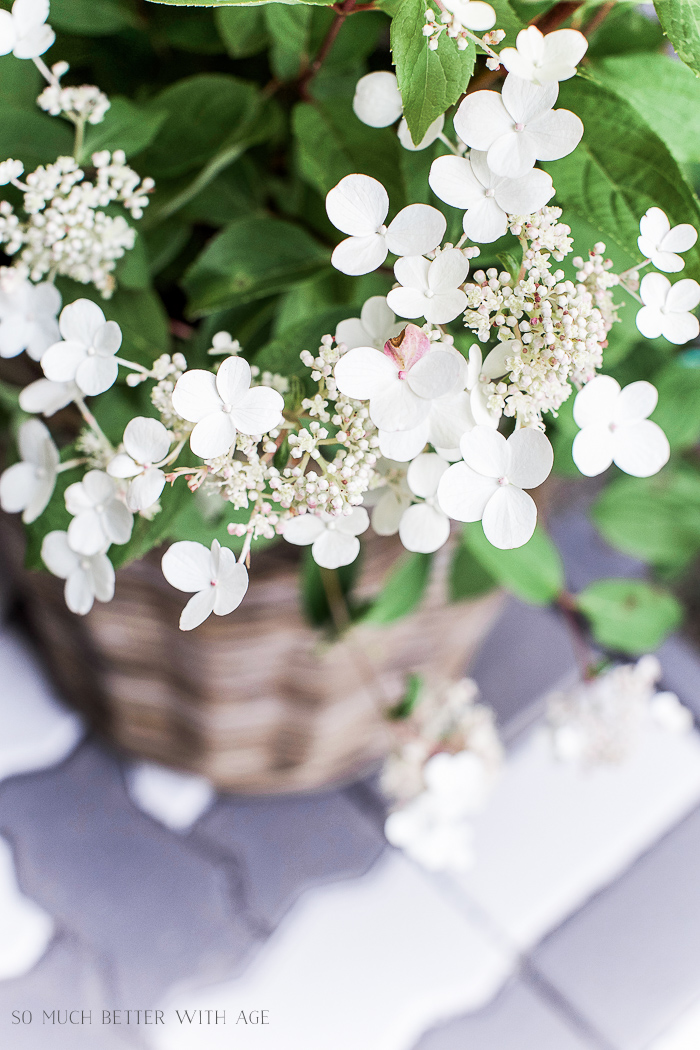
2, 516, 502, 793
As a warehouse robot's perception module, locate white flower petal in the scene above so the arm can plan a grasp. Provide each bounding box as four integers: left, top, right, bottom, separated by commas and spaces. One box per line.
506, 427, 553, 490
437, 461, 499, 521
406, 351, 460, 400
572, 424, 614, 477
463, 197, 508, 243
0, 10, 15, 55
94, 320, 121, 356
662, 311, 699, 345
487, 131, 538, 180
283, 514, 326, 546
23, 470, 55, 523
107, 454, 141, 481
75, 354, 118, 396
639, 206, 670, 246
231, 386, 283, 435
336, 506, 370, 537
334, 345, 398, 400
662, 224, 698, 254
162, 541, 213, 593
371, 489, 410, 535
385, 204, 446, 258
41, 530, 79, 579
172, 369, 222, 424
460, 425, 509, 478
407, 452, 448, 498
424, 290, 467, 325
335, 317, 369, 352
649, 251, 685, 274
19, 378, 76, 416
427, 392, 475, 449
89, 552, 115, 603
453, 91, 512, 151
399, 502, 450, 554
189, 411, 237, 459
213, 555, 249, 616
525, 107, 583, 161
613, 380, 657, 425
326, 174, 389, 237
394, 254, 431, 293
397, 114, 444, 151
378, 422, 429, 462
68, 510, 107, 556
353, 71, 402, 128
102, 500, 133, 546
371, 378, 427, 431
494, 168, 554, 215
14, 21, 54, 59
311, 530, 360, 570
666, 277, 700, 313
502, 75, 558, 124
215, 355, 251, 407
331, 233, 388, 276
0, 314, 30, 358
0, 461, 37, 514
361, 296, 397, 343
18, 417, 51, 464
64, 570, 95, 616
481, 484, 537, 549
123, 416, 171, 465
639, 271, 671, 310
386, 286, 430, 321
127, 467, 165, 512
58, 298, 104, 345
429, 248, 469, 293
635, 305, 664, 340
179, 588, 217, 631
612, 420, 670, 478
429, 155, 484, 210
41, 340, 86, 383
14, 0, 50, 34
573, 374, 621, 429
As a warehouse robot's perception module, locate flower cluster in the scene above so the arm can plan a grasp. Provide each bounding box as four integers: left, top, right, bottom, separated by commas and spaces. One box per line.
38, 73, 110, 127
422, 2, 499, 56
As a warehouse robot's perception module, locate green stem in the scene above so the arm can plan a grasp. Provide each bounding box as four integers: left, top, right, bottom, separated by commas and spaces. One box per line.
144, 139, 252, 227
73, 118, 86, 163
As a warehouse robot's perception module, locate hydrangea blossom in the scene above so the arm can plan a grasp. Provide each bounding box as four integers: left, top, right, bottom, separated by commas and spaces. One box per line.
325, 173, 446, 276
41, 531, 115, 616
335, 296, 403, 352
499, 26, 588, 84
18, 376, 77, 416
172, 356, 284, 460
438, 426, 553, 549
571, 375, 670, 478
352, 71, 403, 128
282, 507, 369, 569
161, 539, 249, 631
42, 299, 122, 396
398, 453, 451, 554
454, 75, 583, 179
107, 417, 172, 513
387, 249, 469, 325
637, 207, 699, 274
0, 0, 54, 60
37, 79, 110, 127
635, 273, 700, 344
429, 150, 554, 243
64, 470, 133, 555
0, 418, 58, 523
0, 270, 60, 360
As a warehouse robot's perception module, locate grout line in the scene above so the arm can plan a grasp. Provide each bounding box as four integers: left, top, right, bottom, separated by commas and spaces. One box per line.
521, 957, 618, 1050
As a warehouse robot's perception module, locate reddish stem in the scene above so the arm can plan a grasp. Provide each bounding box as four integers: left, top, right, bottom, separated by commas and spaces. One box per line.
299, 0, 357, 99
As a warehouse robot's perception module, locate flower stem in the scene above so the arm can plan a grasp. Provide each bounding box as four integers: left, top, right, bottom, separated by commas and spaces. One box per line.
32, 56, 57, 85
57, 457, 88, 473
114, 356, 150, 375
73, 118, 86, 163
437, 132, 462, 157
74, 394, 110, 446
298, 0, 356, 99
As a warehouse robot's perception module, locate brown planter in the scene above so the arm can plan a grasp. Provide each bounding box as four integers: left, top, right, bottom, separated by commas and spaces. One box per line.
2, 516, 503, 793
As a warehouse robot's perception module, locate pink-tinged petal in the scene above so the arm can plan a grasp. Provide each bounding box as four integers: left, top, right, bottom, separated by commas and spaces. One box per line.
331, 233, 387, 276
666, 277, 700, 313
23, 470, 55, 523
326, 174, 389, 237
0, 10, 15, 54
460, 425, 509, 478
231, 386, 283, 435
464, 197, 508, 243
635, 305, 664, 340
385, 204, 446, 258
352, 71, 402, 128
361, 296, 397, 343
427, 392, 475, 449
613, 420, 670, 478
394, 254, 431, 293
41, 340, 85, 382
502, 75, 558, 124
662, 311, 699, 345
93, 321, 121, 356
453, 91, 512, 151
429, 248, 469, 293
19, 378, 76, 416
649, 251, 684, 274
437, 461, 499, 521
189, 411, 237, 459
64, 570, 95, 616
495, 167, 554, 215
386, 286, 430, 321
0, 461, 37, 514
215, 355, 251, 406
58, 298, 104, 345
429, 155, 484, 209
283, 514, 326, 546
378, 422, 429, 461
17, 417, 51, 464
107, 453, 140, 479
89, 553, 115, 603
398, 114, 444, 151
399, 503, 450, 554
639, 271, 670, 309
334, 344, 398, 400
336, 506, 370, 537
0, 314, 30, 358
14, 22, 54, 58
311, 530, 360, 570
572, 424, 614, 477
213, 556, 249, 616
179, 588, 216, 631
506, 427, 553, 489
526, 108, 583, 161
162, 540, 212, 593
123, 416, 171, 465
662, 224, 698, 253
41, 530, 79, 579
372, 490, 409, 536
68, 510, 108, 556
424, 289, 467, 325
573, 374, 621, 429
387, 323, 430, 370
406, 351, 460, 400
75, 354, 118, 396
172, 369, 222, 424
487, 131, 538, 180
371, 379, 427, 431
482, 485, 537, 549
407, 452, 448, 498
127, 468, 165, 512
614, 380, 658, 425
102, 501, 133, 546
335, 317, 369, 351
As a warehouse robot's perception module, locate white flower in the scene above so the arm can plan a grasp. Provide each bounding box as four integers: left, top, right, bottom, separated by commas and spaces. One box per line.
397, 114, 445, 152
208, 330, 241, 356
370, 468, 412, 536
454, 74, 583, 179
326, 173, 446, 276
636, 272, 700, 344
423, 749, 491, 816
64, 470, 133, 556
0, 418, 58, 523
335, 296, 403, 352
282, 506, 369, 569
352, 71, 403, 128
429, 150, 554, 243
18, 377, 78, 417
161, 539, 249, 631
0, 274, 61, 361
499, 26, 588, 85
437, 425, 553, 549
41, 299, 122, 396
571, 375, 670, 478
334, 323, 461, 431
41, 531, 114, 616
107, 417, 172, 513
638, 208, 698, 274
0, 159, 23, 185
385, 795, 475, 873
172, 356, 284, 460
387, 249, 469, 325
0, 0, 55, 59
398, 453, 451, 554
441, 0, 496, 32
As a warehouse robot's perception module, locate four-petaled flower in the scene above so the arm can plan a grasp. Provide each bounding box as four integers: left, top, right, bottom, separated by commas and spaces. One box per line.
499, 26, 588, 85
172, 356, 284, 460
42, 299, 122, 396
335, 296, 403, 352
638, 208, 698, 274
107, 417, 172, 512
326, 173, 446, 276
429, 150, 554, 243
636, 273, 700, 345
352, 71, 403, 128
64, 470, 133, 555
161, 539, 249, 631
571, 375, 670, 478
387, 249, 469, 325
0, 274, 61, 361
398, 453, 451, 554
282, 506, 370, 569
438, 425, 553, 549
454, 74, 583, 180
41, 530, 115, 616
0, 0, 54, 60
334, 323, 461, 432
0, 418, 58, 523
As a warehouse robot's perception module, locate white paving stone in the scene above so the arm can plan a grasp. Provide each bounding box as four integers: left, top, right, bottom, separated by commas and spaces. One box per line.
148, 850, 515, 1050
0, 836, 54, 981
452, 723, 700, 950
0, 626, 83, 782
126, 762, 216, 832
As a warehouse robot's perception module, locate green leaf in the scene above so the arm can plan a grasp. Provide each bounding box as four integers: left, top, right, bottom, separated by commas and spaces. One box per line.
182, 215, 328, 317
146, 0, 336, 6
448, 540, 496, 602
254, 305, 350, 377
391, 0, 475, 144
81, 97, 167, 163
486, 0, 524, 47
587, 2, 665, 57
650, 358, 700, 450
265, 3, 317, 80
361, 551, 432, 624
544, 78, 700, 282
215, 5, 269, 56
49, 0, 139, 34
301, 550, 361, 628
463, 522, 565, 606
576, 578, 683, 655
110, 483, 191, 570
654, 0, 700, 78
387, 672, 423, 719
0, 54, 42, 110
0, 106, 72, 169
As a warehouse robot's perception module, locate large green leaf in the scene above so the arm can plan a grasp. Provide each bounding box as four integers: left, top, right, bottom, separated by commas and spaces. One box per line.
49, 0, 139, 34
182, 215, 329, 317
215, 5, 269, 56
654, 0, 700, 78
0, 107, 72, 169
544, 78, 700, 281
463, 522, 565, 606
448, 540, 496, 602
301, 550, 361, 628
651, 359, 700, 450
576, 578, 683, 655
361, 551, 433, 624
81, 97, 167, 163
391, 0, 475, 144
146, 0, 337, 6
